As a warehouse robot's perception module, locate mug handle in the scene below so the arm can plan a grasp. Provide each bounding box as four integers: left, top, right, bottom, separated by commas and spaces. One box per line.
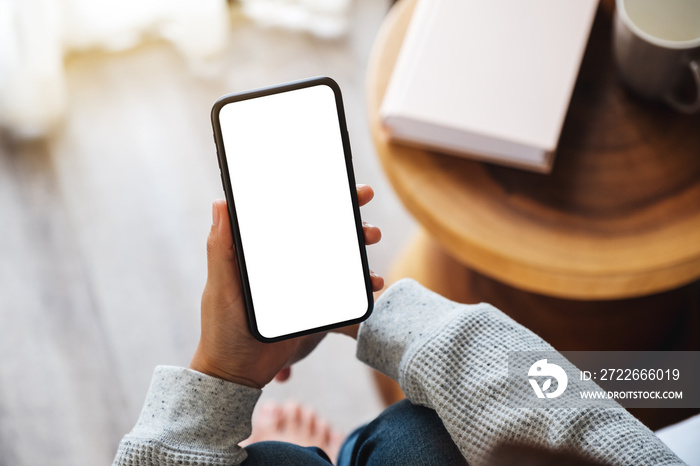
665, 59, 700, 114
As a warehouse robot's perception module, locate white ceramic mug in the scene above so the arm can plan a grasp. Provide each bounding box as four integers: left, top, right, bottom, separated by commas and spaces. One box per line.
614, 0, 700, 113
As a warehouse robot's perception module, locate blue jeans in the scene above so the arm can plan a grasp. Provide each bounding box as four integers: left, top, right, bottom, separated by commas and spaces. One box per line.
243, 400, 467, 465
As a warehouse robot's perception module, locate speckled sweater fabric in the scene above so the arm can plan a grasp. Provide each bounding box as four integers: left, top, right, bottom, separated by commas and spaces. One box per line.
113, 278, 684, 466
113, 367, 261, 465
357, 279, 684, 466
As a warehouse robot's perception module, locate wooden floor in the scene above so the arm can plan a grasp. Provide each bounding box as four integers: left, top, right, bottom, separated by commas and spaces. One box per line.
0, 2, 418, 464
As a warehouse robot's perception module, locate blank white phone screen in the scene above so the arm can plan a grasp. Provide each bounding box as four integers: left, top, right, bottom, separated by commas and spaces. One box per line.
218, 84, 369, 339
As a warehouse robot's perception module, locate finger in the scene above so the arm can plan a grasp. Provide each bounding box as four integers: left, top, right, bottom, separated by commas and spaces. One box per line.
370, 271, 384, 292
362, 222, 382, 245
274, 367, 292, 382
356, 184, 374, 207
205, 199, 240, 292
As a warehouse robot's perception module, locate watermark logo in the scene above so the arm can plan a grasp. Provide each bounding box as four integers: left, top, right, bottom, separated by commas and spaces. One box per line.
509, 351, 699, 408
528, 359, 568, 399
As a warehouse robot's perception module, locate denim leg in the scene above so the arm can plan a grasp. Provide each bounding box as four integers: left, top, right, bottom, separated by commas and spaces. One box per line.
243, 441, 333, 465
337, 399, 467, 466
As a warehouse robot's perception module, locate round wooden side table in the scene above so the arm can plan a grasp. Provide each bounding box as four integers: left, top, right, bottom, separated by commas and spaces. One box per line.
367, 0, 700, 429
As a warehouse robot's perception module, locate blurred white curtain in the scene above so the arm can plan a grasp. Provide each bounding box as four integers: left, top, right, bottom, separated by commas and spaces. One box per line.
0, 0, 229, 138
240, 0, 351, 38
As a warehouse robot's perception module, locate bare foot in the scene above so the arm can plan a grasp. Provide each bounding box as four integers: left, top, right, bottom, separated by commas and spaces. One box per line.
241, 401, 345, 464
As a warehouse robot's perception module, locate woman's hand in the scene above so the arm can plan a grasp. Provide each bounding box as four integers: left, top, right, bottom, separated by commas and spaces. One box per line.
189, 185, 383, 388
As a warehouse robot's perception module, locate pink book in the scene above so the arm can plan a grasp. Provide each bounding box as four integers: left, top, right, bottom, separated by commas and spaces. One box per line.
380, 0, 599, 172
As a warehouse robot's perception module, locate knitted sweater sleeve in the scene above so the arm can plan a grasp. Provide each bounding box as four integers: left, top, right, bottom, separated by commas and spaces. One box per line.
112, 366, 261, 465
356, 279, 685, 466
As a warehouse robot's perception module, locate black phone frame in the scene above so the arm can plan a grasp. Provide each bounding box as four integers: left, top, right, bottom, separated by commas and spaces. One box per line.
211, 76, 374, 343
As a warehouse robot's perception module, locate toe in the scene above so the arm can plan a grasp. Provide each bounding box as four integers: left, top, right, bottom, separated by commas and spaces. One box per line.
257, 402, 283, 430
281, 401, 302, 432
316, 418, 333, 446
300, 406, 317, 435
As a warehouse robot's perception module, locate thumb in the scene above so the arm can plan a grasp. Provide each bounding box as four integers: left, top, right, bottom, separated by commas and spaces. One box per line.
206, 199, 237, 289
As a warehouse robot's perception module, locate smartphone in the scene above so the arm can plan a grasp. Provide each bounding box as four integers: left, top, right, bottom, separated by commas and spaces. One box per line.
211, 77, 374, 342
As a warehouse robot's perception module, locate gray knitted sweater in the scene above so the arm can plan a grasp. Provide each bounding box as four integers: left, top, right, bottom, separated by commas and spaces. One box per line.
113, 279, 684, 465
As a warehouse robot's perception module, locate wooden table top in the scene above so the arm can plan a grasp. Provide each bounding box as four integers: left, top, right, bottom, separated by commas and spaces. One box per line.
367, 0, 700, 300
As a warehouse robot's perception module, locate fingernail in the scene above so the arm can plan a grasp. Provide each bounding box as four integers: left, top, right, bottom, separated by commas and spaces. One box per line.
356, 184, 367, 191
212, 201, 220, 226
